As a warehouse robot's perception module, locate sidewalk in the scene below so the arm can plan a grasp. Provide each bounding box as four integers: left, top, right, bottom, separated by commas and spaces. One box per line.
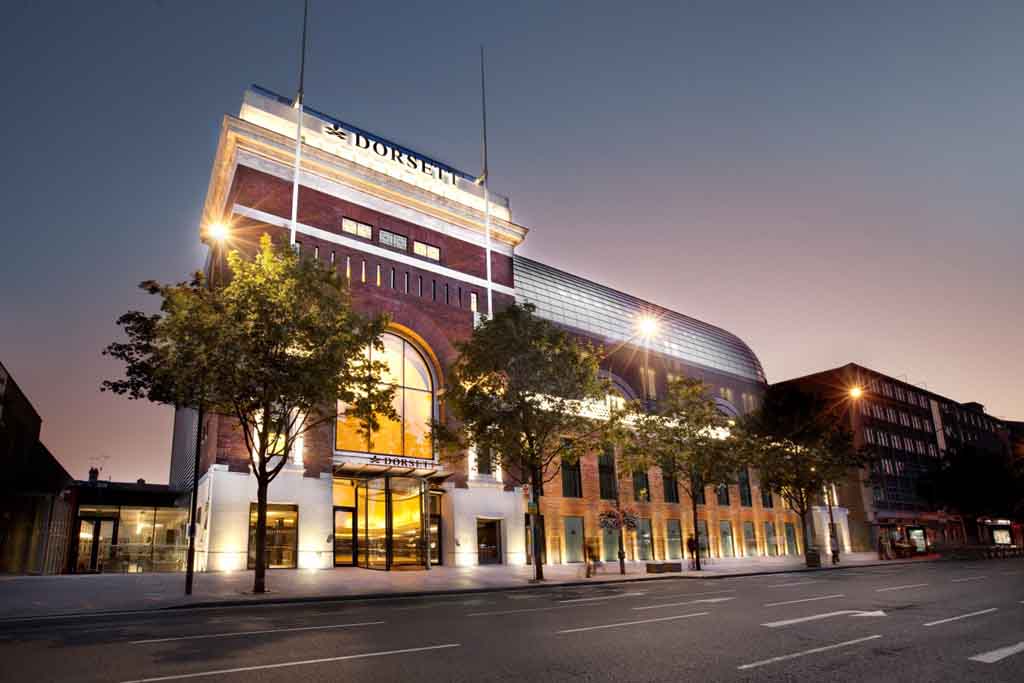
0, 552, 935, 620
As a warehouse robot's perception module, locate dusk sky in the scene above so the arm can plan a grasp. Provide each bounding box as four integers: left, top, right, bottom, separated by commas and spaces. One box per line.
1, 1, 1021, 484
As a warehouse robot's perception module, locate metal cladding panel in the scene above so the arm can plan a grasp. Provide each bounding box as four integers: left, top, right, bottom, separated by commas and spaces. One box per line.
513, 256, 766, 383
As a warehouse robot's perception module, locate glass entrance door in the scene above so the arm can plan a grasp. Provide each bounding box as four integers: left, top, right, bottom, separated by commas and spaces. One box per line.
477, 519, 502, 564
564, 516, 585, 563
75, 518, 116, 573
334, 508, 356, 566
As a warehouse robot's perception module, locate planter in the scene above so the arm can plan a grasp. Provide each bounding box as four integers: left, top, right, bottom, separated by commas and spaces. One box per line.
646, 562, 683, 573
646, 563, 664, 573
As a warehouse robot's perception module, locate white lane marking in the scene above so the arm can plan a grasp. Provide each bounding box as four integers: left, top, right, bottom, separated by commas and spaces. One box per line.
952, 576, 987, 583
633, 597, 735, 611
762, 610, 886, 628
737, 635, 882, 670
117, 643, 462, 682
131, 620, 384, 644
467, 605, 575, 617
558, 591, 647, 604
923, 608, 998, 627
969, 641, 1024, 664
764, 594, 845, 607
1000, 571, 1022, 576
651, 589, 736, 599
557, 612, 708, 634
766, 581, 818, 588
876, 583, 929, 592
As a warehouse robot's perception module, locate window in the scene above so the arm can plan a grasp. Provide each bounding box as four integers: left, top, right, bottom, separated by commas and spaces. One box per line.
247, 503, 298, 569
719, 386, 734, 404
376, 264, 382, 287
738, 469, 752, 507
417, 276, 423, 297
313, 245, 319, 260
666, 519, 683, 560
444, 283, 450, 305
716, 483, 730, 506
598, 447, 617, 500
761, 487, 774, 508
637, 519, 654, 560
378, 229, 408, 251
742, 521, 758, 557
633, 469, 651, 502
719, 521, 735, 557
403, 272, 409, 293
476, 447, 493, 476
663, 474, 680, 504
342, 217, 372, 239
643, 367, 656, 400
764, 522, 778, 556
697, 519, 710, 554
389, 267, 396, 289
431, 280, 437, 301
561, 456, 582, 498
330, 250, 336, 265
470, 292, 478, 313
345, 255, 351, 280
414, 241, 440, 261
693, 475, 706, 505
360, 259, 366, 283
336, 333, 434, 459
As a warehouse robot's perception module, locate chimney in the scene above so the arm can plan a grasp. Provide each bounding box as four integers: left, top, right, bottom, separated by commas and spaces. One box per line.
137, 478, 146, 485
88, 467, 99, 483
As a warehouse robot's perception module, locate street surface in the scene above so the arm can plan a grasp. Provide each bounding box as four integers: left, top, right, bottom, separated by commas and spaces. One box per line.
0, 558, 1021, 682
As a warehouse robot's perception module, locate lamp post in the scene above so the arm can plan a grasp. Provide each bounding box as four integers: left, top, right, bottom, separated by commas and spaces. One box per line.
185, 221, 229, 595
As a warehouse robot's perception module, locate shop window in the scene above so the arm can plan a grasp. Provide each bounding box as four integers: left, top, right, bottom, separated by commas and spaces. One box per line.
336, 333, 434, 460
247, 504, 298, 569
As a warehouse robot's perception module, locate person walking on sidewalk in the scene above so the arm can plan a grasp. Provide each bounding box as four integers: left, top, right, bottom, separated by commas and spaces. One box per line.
686, 535, 698, 570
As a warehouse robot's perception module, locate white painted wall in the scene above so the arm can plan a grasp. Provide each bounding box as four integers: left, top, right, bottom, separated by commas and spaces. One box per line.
443, 480, 526, 567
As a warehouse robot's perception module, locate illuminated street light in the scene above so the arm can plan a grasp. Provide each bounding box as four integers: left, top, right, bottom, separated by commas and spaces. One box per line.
849, 386, 863, 399
206, 221, 230, 243
638, 315, 658, 339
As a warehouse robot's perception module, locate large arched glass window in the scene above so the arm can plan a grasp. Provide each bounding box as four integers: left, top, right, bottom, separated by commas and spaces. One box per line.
335, 332, 434, 459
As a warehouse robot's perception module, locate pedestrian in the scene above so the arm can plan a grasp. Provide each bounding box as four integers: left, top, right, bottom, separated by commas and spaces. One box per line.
686, 535, 698, 569
584, 538, 599, 578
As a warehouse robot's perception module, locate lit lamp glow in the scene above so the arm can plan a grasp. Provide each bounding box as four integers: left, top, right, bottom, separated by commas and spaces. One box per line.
849, 386, 863, 399
206, 221, 230, 243
638, 315, 658, 339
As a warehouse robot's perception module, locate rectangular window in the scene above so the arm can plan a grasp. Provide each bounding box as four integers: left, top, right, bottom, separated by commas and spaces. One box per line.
666, 519, 683, 560
330, 250, 336, 265
345, 255, 351, 280
693, 475, 706, 505
431, 280, 437, 301
313, 245, 319, 260
360, 259, 366, 283
247, 503, 298, 569
295, 240, 302, 255
444, 283, 450, 304
598, 446, 617, 500
561, 458, 582, 498
697, 519, 710, 554
633, 469, 651, 502
470, 292, 478, 313
761, 487, 773, 508
476, 447, 493, 476
716, 483, 730, 506
418, 276, 423, 297
764, 522, 778, 556
663, 474, 680, 504
413, 241, 441, 261
376, 264, 382, 287
643, 367, 657, 400
637, 518, 654, 560
458, 287, 463, 308
378, 229, 408, 251
403, 272, 409, 293
742, 521, 758, 557
719, 521, 735, 558
738, 469, 752, 507
389, 267, 396, 289
342, 217, 372, 239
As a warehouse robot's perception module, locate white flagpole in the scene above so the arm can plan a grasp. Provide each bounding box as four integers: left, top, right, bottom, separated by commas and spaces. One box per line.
480, 45, 494, 318
289, 0, 310, 247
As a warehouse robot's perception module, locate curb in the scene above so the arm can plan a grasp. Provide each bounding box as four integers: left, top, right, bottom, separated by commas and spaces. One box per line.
0, 556, 950, 625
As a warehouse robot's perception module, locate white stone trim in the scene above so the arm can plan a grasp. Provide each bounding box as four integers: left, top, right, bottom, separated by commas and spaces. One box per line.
233, 203, 516, 297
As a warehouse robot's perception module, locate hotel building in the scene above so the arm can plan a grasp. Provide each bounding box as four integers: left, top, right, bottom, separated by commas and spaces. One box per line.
169, 86, 807, 573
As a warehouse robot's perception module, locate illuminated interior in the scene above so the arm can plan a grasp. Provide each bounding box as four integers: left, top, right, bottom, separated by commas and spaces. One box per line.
336, 332, 434, 460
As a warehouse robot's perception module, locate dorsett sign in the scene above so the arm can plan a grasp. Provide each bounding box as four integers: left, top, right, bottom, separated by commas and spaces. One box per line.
323, 123, 459, 187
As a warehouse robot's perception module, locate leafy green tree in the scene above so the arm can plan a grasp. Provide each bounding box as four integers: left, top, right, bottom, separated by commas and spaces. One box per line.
741, 384, 867, 566
103, 235, 394, 593
618, 377, 741, 570
438, 303, 615, 581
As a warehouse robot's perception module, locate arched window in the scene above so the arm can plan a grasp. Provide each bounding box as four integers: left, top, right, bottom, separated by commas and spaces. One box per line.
335, 332, 434, 459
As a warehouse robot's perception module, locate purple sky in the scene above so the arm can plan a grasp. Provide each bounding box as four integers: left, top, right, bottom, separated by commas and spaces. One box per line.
1, 1, 1021, 483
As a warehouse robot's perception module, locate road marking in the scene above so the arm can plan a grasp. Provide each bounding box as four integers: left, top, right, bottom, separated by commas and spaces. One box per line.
557, 612, 708, 634
951, 576, 987, 583
766, 580, 817, 588
923, 608, 998, 627
737, 635, 882, 670
633, 597, 735, 611
1000, 571, 1022, 576
558, 592, 647, 604
467, 605, 575, 617
969, 641, 1024, 664
764, 594, 845, 607
762, 610, 886, 628
131, 620, 385, 644
876, 583, 929, 592
654, 589, 736, 598
117, 643, 462, 682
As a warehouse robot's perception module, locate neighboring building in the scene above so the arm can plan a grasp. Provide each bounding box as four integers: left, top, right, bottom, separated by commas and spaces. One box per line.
66, 468, 188, 574
170, 85, 802, 573
777, 363, 1017, 553
0, 360, 73, 574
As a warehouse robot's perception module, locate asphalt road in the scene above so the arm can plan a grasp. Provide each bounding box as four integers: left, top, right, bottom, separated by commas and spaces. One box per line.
0, 558, 1021, 682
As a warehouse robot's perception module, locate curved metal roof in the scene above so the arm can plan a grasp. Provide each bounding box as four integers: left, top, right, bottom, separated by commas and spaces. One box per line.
513, 256, 766, 383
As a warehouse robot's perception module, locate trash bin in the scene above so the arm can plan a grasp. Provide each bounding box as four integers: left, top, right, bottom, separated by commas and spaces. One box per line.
805, 548, 821, 568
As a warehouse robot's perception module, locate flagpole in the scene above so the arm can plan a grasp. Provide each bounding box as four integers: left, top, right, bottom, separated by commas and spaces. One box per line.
289, 0, 310, 247
480, 45, 494, 318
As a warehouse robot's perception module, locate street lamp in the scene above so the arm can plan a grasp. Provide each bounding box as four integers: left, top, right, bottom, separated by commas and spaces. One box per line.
185, 220, 230, 596
638, 315, 658, 339
849, 386, 863, 399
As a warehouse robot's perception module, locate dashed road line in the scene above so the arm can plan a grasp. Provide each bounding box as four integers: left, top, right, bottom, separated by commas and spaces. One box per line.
557, 612, 708, 634
951, 576, 987, 583
558, 592, 647, 604
764, 594, 844, 607
737, 635, 882, 670
969, 641, 1024, 664
766, 580, 817, 588
923, 608, 998, 627
131, 620, 385, 644
875, 583, 928, 592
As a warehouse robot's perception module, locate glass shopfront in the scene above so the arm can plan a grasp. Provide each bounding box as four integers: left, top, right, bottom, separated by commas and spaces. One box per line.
332, 475, 433, 570
247, 504, 298, 569
74, 505, 188, 573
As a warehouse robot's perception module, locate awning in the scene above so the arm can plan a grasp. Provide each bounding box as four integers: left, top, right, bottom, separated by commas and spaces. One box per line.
332, 459, 451, 482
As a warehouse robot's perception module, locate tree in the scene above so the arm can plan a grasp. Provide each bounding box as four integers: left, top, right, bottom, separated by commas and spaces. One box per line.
438, 303, 615, 581
741, 384, 867, 566
103, 235, 394, 593
617, 377, 741, 570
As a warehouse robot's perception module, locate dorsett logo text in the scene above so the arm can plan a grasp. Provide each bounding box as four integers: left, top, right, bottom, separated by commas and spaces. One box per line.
324, 124, 458, 187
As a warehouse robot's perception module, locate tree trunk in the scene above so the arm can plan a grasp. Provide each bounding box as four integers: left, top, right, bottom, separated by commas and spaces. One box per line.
253, 478, 268, 593
529, 467, 544, 582
799, 508, 814, 568
690, 473, 702, 571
